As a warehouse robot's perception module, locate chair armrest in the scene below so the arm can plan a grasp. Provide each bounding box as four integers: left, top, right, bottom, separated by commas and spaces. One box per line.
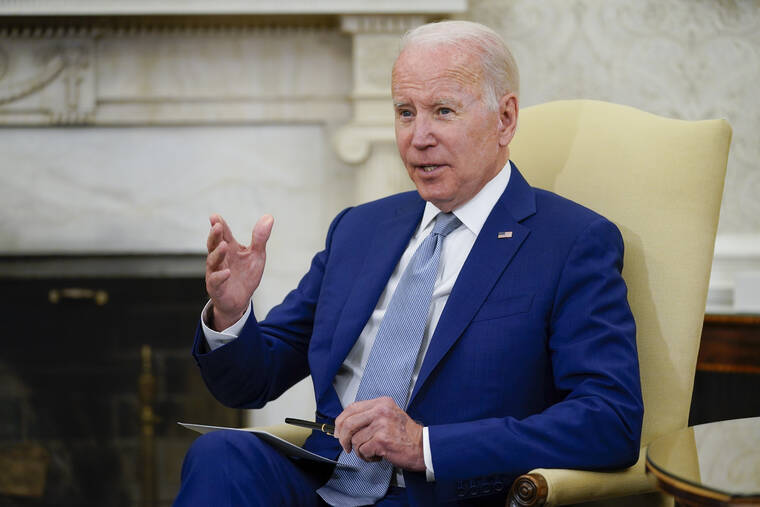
247, 423, 312, 447
254, 426, 657, 506
507, 447, 656, 506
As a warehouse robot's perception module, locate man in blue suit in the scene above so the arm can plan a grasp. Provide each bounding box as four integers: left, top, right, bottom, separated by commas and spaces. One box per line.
175, 20, 643, 506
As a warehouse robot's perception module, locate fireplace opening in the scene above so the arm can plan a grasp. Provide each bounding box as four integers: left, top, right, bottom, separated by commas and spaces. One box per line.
0, 269, 242, 506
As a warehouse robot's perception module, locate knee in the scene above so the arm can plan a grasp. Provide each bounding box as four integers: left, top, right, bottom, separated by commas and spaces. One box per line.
186, 430, 254, 463
177, 431, 322, 507
184, 431, 226, 465
176, 432, 239, 506
183, 430, 270, 472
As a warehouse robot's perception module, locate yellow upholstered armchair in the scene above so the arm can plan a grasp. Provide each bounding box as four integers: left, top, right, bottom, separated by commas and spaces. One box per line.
504, 100, 731, 506
258, 100, 732, 507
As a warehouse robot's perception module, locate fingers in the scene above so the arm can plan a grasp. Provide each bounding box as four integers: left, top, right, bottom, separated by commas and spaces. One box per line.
206, 268, 231, 291
209, 214, 238, 249
206, 237, 227, 271
333, 397, 425, 470
205, 220, 231, 297
336, 405, 376, 453
251, 214, 274, 254
207, 220, 223, 254
205, 232, 230, 294
208, 214, 273, 254
335, 397, 397, 454
353, 429, 382, 462
334, 398, 372, 450
204, 213, 271, 330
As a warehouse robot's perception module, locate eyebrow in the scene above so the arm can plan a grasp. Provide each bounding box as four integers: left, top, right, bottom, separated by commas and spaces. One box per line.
393, 97, 464, 109
432, 98, 463, 108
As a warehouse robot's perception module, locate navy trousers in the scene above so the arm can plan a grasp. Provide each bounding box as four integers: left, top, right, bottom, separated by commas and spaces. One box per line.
173, 430, 410, 506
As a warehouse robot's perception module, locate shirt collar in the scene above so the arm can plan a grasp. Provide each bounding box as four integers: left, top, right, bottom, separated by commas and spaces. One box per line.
419, 161, 512, 236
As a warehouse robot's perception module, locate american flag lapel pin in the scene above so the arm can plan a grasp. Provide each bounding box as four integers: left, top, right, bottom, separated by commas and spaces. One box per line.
497, 231, 513, 239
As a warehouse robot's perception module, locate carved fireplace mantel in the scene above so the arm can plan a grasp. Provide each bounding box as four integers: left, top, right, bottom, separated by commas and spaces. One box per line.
0, 1, 468, 263
0, 1, 467, 127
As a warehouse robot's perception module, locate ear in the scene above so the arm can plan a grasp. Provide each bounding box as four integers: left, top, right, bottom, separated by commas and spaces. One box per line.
497, 93, 519, 147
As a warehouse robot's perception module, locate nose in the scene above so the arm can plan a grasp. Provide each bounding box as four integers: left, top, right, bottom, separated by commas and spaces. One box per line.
411, 115, 437, 149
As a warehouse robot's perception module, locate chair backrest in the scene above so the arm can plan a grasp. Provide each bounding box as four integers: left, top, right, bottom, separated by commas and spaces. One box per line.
510, 100, 731, 446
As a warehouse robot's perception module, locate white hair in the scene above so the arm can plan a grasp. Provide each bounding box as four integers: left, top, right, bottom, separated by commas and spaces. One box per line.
399, 20, 520, 111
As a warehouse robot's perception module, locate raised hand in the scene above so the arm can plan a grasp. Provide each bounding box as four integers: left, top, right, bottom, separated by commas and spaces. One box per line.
205, 214, 274, 331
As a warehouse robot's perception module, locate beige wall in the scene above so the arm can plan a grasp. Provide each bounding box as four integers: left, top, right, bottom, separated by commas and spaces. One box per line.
466, 0, 759, 238
461, 0, 760, 311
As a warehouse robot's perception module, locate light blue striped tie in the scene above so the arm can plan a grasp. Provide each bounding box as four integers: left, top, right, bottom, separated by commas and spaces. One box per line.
317, 212, 462, 506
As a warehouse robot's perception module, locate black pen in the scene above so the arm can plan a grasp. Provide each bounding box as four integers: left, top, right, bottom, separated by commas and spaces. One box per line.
285, 417, 335, 436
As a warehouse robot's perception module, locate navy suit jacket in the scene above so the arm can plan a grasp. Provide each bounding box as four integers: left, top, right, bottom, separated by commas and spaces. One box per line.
193, 165, 643, 505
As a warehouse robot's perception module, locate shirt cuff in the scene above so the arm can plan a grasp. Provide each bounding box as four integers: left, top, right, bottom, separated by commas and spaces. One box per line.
200, 300, 252, 351
423, 426, 435, 482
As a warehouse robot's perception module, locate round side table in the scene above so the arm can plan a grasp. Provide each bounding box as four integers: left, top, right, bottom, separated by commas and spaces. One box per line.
646, 417, 760, 506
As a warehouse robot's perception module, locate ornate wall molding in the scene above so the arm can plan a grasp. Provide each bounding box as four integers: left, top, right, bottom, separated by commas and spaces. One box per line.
58, 40, 95, 124
0, 0, 467, 15
0, 36, 95, 124
0, 3, 466, 192
0, 5, 466, 260
0, 25, 353, 125
332, 14, 429, 202
0, 47, 65, 105
0, 44, 10, 80
341, 14, 427, 35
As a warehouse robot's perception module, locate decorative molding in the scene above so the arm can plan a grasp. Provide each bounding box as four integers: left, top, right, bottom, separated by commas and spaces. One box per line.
57, 40, 95, 124
0, 46, 8, 81
0, 25, 352, 126
340, 14, 426, 35
0, 50, 65, 106
0, 4, 464, 190
333, 125, 394, 166
0, 0, 467, 15
0, 25, 344, 38
0, 37, 95, 124
0, 26, 101, 38
332, 13, 427, 201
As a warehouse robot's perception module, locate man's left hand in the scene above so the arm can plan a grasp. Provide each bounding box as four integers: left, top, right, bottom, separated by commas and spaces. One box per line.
334, 396, 426, 471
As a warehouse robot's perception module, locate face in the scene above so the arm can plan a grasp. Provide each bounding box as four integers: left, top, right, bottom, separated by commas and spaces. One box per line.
392, 44, 518, 212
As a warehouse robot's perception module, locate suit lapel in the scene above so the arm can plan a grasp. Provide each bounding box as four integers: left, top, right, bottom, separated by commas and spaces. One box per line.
320, 198, 425, 393
409, 165, 537, 404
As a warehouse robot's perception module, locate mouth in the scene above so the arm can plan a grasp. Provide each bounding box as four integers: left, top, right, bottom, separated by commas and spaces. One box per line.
415, 164, 446, 174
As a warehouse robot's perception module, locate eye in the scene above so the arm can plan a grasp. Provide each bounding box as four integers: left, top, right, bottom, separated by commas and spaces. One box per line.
397, 109, 414, 119
438, 107, 453, 116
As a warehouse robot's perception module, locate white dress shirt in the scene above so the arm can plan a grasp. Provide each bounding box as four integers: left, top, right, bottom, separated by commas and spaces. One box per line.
202, 162, 511, 483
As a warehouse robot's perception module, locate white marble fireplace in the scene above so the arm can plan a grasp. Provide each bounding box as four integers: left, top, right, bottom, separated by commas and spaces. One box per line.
0, 0, 468, 428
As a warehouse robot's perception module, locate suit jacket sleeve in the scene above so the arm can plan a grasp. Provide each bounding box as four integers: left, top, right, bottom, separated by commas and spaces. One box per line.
427, 217, 643, 480
191, 207, 352, 409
